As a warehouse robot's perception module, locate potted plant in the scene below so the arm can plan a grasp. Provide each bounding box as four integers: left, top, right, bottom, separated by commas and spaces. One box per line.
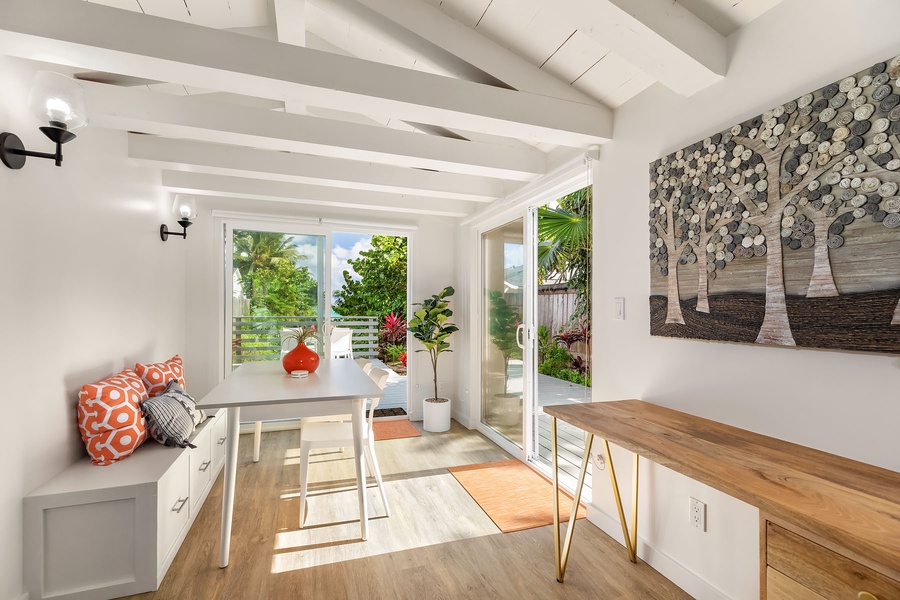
408, 286, 458, 432
281, 325, 322, 374
487, 290, 522, 426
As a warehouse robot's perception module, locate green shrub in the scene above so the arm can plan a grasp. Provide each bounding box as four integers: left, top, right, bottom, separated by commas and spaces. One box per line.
538, 347, 572, 376
385, 343, 405, 363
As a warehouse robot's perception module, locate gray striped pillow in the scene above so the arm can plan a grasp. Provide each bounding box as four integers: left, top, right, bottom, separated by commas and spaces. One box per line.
140, 381, 205, 448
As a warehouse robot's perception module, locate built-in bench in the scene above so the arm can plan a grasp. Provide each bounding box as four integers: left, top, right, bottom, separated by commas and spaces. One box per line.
24, 408, 228, 600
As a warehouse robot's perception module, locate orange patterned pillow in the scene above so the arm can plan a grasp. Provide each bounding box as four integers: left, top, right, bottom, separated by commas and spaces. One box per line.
134, 355, 186, 397
77, 369, 149, 466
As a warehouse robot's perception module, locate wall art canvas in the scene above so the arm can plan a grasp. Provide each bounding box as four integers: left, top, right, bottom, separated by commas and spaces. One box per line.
649, 54, 900, 353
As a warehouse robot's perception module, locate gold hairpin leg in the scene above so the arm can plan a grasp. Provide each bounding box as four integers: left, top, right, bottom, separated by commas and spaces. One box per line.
602, 439, 639, 563
552, 416, 594, 583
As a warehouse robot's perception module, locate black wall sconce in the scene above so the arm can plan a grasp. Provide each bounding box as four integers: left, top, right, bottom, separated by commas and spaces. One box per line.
0, 72, 88, 170
160, 195, 198, 241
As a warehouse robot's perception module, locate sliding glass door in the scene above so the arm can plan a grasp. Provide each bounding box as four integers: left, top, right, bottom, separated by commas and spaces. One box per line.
480, 217, 535, 451
478, 184, 593, 494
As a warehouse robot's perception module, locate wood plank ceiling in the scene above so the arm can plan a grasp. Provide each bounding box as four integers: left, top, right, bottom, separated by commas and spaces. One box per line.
0, 0, 784, 218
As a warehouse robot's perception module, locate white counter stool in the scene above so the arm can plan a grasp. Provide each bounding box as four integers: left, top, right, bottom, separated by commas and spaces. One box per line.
298, 368, 391, 527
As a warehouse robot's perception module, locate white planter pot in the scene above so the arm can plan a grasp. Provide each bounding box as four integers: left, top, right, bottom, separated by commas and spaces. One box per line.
493, 393, 522, 427
423, 397, 451, 432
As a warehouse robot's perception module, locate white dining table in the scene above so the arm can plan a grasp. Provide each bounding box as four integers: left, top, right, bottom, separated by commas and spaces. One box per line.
196, 358, 385, 568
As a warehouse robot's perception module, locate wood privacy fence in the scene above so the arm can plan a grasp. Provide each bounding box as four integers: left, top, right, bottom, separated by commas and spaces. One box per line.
537, 284, 579, 336
232, 315, 379, 365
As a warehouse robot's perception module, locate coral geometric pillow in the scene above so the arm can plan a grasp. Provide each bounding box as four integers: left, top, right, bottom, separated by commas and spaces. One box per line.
77, 369, 149, 466
134, 355, 186, 397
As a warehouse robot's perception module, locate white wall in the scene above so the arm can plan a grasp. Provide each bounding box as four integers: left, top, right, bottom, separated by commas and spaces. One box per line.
182, 197, 458, 421
590, 1, 900, 598
0, 58, 186, 600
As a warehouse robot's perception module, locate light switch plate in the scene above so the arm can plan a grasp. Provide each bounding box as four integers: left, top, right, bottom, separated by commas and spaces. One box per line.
614, 297, 625, 320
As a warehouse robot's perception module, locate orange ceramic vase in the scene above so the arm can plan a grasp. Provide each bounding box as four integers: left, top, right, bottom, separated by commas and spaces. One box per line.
282, 343, 320, 374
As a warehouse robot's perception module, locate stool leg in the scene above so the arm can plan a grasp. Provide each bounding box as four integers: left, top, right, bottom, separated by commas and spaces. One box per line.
253, 421, 262, 463
298, 444, 311, 527
366, 439, 390, 517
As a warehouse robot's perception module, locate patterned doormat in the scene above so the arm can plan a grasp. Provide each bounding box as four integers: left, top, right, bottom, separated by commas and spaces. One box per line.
373, 407, 407, 418
448, 459, 586, 533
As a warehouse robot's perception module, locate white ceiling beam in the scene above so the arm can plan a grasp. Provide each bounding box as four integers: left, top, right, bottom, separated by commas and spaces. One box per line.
80, 82, 544, 180
308, 0, 506, 87
0, 0, 612, 145
338, 0, 599, 105
129, 134, 505, 202
531, 0, 725, 96
161, 171, 478, 218
274, 0, 307, 114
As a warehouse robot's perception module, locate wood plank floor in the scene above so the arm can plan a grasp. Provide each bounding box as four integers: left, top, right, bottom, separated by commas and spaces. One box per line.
123, 423, 690, 600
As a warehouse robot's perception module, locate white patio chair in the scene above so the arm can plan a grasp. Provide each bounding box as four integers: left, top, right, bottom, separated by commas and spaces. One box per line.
355, 357, 373, 374
330, 327, 354, 359
298, 368, 391, 527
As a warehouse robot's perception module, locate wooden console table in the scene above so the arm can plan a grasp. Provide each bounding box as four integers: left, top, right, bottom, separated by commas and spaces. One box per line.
545, 400, 900, 599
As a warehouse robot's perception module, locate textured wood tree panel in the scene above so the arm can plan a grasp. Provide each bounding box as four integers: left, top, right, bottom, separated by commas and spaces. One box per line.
649, 54, 900, 352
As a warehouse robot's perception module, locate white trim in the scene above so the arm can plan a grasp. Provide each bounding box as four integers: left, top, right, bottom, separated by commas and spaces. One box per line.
462, 152, 592, 229
210, 210, 321, 225
209, 210, 420, 232
586, 504, 733, 600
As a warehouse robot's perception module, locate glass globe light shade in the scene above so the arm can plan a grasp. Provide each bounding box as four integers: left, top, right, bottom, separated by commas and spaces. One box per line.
172, 195, 198, 221
28, 72, 88, 131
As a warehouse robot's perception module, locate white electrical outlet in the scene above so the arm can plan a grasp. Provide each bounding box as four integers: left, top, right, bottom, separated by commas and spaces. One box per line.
690, 497, 706, 531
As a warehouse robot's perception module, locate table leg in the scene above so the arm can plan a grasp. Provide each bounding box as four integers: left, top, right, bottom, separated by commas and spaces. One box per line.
554, 425, 594, 583
602, 439, 639, 563
351, 398, 368, 540
219, 406, 241, 568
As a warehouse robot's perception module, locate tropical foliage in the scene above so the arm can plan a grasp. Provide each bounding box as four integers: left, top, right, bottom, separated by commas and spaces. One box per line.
408, 286, 458, 401
487, 291, 522, 394
538, 185, 591, 321
233, 231, 317, 316
333, 235, 408, 318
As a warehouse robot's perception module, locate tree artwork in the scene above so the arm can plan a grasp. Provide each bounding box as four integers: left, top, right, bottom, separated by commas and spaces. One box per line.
650, 55, 900, 353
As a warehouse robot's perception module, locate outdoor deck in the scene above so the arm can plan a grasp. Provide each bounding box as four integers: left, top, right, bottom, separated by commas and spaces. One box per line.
372, 358, 408, 415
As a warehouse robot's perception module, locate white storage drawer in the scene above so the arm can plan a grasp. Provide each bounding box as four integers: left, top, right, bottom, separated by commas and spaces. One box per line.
211, 410, 228, 473
189, 424, 212, 513
25, 408, 225, 600
157, 449, 190, 569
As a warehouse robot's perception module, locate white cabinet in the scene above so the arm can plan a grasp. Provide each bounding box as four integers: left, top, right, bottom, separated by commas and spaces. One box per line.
24, 409, 226, 600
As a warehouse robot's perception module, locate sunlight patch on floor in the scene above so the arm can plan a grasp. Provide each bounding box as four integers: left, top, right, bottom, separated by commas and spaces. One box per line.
270, 471, 498, 573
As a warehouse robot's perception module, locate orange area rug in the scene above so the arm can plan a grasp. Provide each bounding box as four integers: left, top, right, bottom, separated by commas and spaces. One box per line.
373, 420, 422, 441
448, 459, 586, 533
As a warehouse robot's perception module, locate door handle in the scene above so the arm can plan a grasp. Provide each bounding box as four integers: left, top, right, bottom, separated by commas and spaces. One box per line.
516, 324, 525, 349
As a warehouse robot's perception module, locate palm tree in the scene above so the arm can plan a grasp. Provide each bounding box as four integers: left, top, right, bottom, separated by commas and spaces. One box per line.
538, 186, 591, 320
233, 231, 301, 275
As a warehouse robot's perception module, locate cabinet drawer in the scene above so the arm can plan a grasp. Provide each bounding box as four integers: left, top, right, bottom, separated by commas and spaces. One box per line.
767, 522, 900, 599
211, 410, 228, 473
189, 425, 212, 512
157, 450, 190, 566
767, 567, 826, 600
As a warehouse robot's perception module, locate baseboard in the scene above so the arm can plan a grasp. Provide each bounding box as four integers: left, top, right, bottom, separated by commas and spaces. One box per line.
586, 504, 733, 600
452, 412, 472, 429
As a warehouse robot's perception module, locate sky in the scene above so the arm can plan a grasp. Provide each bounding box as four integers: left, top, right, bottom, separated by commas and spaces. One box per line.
291, 232, 373, 304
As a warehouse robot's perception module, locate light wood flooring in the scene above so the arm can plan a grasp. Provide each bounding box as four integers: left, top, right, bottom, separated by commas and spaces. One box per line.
123, 422, 690, 600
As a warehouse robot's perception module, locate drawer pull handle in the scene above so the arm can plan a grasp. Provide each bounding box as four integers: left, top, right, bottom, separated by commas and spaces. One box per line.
172, 497, 189, 514
859, 593, 878, 600
217, 437, 227, 446
199, 460, 211, 472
